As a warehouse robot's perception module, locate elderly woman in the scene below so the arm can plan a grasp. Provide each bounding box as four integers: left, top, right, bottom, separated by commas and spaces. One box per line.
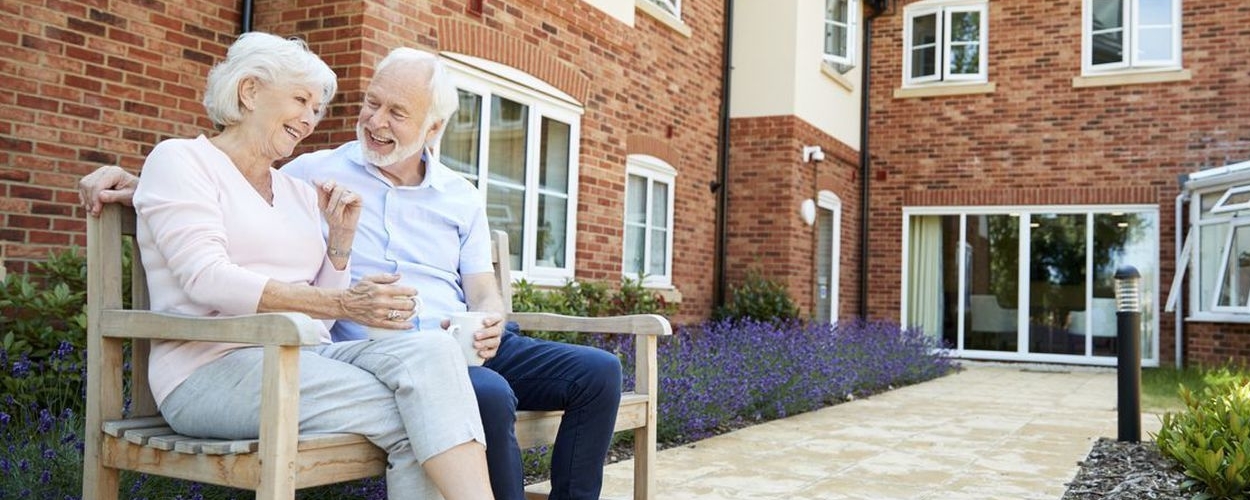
132, 32, 492, 499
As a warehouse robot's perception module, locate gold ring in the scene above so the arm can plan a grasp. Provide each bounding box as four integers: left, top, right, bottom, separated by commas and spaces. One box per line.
386, 310, 401, 320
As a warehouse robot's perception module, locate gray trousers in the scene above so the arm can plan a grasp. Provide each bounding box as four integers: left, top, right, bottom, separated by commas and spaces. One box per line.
160, 333, 486, 500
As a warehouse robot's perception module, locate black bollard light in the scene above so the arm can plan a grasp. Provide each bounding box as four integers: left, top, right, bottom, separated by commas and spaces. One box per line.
1114, 266, 1142, 443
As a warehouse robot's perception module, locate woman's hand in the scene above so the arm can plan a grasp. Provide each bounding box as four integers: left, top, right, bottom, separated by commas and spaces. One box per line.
79, 165, 139, 216
317, 180, 361, 269
340, 273, 421, 329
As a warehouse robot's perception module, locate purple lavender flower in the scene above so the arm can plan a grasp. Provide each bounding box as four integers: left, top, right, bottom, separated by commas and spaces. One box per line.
36, 408, 53, 434
11, 354, 31, 378
52, 340, 73, 361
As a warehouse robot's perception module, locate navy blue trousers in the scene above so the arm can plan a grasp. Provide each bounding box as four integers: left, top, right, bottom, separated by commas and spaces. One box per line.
471, 322, 623, 500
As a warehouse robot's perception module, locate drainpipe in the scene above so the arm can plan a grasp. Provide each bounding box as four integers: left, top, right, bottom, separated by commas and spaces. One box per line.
713, 0, 734, 309
1174, 191, 1186, 368
241, 0, 254, 33
858, 1, 888, 320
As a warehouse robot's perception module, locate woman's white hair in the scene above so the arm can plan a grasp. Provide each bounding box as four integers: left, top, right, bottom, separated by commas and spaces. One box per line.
375, 48, 459, 136
202, 32, 338, 127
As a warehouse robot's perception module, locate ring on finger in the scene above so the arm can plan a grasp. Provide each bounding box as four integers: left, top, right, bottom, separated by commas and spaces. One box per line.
386, 309, 401, 321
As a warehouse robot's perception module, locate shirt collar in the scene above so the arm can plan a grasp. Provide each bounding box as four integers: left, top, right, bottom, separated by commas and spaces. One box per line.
348, 141, 452, 191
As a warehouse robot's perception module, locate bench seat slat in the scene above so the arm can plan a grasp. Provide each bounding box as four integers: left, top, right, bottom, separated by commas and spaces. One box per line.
123, 426, 175, 446
102, 416, 167, 438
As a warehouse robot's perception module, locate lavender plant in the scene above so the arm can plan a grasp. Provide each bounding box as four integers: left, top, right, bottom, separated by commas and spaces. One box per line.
0, 344, 86, 499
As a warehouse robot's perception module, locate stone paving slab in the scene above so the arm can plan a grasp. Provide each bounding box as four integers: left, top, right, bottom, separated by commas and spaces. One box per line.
529, 363, 1164, 499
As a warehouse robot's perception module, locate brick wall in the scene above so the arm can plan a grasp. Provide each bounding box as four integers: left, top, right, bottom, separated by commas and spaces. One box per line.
1, 0, 727, 325
1, 0, 237, 273
727, 115, 861, 320
869, 0, 1250, 365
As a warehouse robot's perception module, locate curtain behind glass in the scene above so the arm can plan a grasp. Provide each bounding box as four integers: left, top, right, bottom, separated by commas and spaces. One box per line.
908, 216, 943, 338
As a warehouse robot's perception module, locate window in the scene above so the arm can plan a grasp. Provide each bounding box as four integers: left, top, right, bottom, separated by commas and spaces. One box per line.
902, 0, 988, 86
1083, 0, 1181, 74
439, 58, 583, 285
644, 0, 680, 19
824, 0, 859, 67
1185, 165, 1250, 320
623, 155, 676, 287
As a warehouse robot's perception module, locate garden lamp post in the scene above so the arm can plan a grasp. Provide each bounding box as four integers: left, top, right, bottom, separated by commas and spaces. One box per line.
1114, 265, 1141, 443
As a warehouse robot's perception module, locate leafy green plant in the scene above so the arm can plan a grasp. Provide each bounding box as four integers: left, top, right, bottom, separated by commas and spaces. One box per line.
0, 248, 98, 413
713, 268, 799, 323
511, 275, 676, 345
1156, 374, 1250, 499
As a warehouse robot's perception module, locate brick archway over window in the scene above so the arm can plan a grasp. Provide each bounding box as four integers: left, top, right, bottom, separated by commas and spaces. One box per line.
626, 134, 680, 168
437, 19, 590, 104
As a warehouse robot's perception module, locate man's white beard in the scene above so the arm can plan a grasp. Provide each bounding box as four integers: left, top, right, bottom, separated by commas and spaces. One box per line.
358, 123, 425, 168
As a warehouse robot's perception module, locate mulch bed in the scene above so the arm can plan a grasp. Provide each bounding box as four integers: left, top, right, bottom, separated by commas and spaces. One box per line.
1062, 438, 1190, 500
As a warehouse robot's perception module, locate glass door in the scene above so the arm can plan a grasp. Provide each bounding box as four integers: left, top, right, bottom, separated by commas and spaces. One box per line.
964, 214, 1019, 352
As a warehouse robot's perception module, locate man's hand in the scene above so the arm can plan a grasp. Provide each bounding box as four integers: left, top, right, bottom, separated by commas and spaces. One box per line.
79, 165, 139, 217
341, 273, 420, 329
442, 313, 505, 361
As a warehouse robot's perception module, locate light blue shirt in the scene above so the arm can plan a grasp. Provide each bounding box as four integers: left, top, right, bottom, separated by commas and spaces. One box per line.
282, 141, 494, 340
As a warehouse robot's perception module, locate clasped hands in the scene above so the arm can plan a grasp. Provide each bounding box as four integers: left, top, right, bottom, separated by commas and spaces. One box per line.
345, 274, 503, 361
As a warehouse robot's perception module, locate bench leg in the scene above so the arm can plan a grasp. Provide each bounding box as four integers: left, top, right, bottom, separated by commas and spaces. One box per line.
81, 458, 119, 500
633, 424, 656, 500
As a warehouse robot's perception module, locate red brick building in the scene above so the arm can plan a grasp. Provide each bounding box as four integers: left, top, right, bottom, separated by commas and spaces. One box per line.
0, 0, 727, 325
869, 0, 1250, 367
4, 0, 1250, 367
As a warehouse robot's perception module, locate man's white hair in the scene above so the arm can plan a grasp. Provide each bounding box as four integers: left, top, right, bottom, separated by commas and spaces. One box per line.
375, 48, 460, 132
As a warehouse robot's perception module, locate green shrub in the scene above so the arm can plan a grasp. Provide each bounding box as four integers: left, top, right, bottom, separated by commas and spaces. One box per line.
0, 248, 98, 413
512, 276, 676, 318
1156, 374, 1250, 499
713, 269, 799, 323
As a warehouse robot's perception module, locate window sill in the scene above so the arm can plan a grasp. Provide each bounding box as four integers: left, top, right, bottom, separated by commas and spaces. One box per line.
893, 81, 996, 99
636, 0, 691, 37
1186, 311, 1250, 324
821, 62, 855, 92
654, 286, 682, 304
1072, 68, 1192, 88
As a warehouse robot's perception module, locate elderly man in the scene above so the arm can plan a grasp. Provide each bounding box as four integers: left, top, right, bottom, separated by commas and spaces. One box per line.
80, 47, 623, 500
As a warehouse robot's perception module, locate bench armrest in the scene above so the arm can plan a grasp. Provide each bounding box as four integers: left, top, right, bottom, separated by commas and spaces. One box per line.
100, 310, 324, 346
508, 312, 671, 336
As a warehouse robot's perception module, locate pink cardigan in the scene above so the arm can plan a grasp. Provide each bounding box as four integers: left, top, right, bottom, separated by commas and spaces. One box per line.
133, 136, 348, 405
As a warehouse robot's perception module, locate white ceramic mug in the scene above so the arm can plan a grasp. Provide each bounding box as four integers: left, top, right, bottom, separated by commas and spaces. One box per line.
445, 311, 493, 366
365, 295, 423, 340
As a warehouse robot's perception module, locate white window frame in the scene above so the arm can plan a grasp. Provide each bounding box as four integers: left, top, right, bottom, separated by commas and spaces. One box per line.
1186, 176, 1250, 322
623, 155, 676, 288
902, 0, 988, 87
440, 57, 584, 286
823, 0, 859, 67
1081, 0, 1182, 75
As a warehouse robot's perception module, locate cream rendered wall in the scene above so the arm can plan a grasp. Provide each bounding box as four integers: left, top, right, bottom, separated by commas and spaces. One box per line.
583, 0, 635, 25
730, 0, 798, 117
731, 0, 861, 150
795, 0, 861, 149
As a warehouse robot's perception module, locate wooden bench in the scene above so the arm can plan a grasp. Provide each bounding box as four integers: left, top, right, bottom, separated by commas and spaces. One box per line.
83, 204, 672, 500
